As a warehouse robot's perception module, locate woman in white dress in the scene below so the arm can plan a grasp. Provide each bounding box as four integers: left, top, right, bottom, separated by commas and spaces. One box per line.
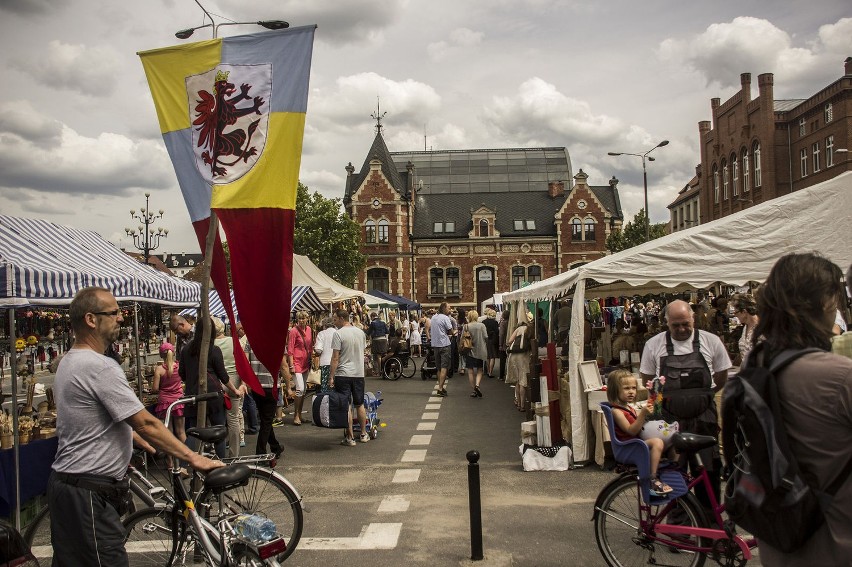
408, 315, 422, 356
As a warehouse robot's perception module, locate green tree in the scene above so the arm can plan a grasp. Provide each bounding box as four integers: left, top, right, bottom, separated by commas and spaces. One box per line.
294, 182, 365, 287
605, 208, 669, 253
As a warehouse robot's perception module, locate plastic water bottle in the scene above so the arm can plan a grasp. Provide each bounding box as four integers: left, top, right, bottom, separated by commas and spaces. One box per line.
234, 514, 277, 542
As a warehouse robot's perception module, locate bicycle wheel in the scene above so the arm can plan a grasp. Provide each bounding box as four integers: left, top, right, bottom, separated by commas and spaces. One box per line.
123, 507, 181, 566
401, 357, 416, 379
594, 475, 707, 567
24, 505, 53, 566
383, 358, 402, 380
199, 465, 303, 563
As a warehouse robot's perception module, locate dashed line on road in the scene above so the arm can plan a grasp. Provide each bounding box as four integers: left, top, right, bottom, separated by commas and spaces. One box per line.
424, 403, 441, 410
378, 495, 411, 513
300, 523, 403, 550
421, 412, 439, 420
392, 468, 421, 483
409, 434, 432, 445
417, 422, 436, 431
401, 449, 427, 462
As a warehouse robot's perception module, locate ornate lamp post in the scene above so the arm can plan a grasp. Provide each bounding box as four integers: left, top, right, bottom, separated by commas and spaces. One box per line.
175, 0, 288, 39
608, 140, 669, 242
125, 192, 168, 267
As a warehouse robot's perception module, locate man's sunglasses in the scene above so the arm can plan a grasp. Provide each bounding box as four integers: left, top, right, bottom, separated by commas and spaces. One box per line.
92, 309, 121, 317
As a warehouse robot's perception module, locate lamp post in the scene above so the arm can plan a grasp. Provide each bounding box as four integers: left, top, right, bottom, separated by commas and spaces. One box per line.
175, 0, 288, 39
126, 192, 168, 267
608, 140, 669, 242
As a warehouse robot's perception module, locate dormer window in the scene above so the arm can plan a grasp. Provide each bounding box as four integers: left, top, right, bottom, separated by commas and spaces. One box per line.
513, 220, 535, 231
479, 219, 489, 237
433, 222, 455, 234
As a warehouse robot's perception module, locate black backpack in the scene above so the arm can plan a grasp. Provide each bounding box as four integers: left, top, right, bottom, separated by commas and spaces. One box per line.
721, 344, 852, 552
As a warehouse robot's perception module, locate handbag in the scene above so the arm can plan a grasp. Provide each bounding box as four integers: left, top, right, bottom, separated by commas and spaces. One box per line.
507, 328, 529, 353
459, 324, 473, 355
306, 367, 322, 386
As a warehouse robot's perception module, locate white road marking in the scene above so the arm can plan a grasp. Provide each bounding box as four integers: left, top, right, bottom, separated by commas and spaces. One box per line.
428, 396, 442, 402
409, 434, 431, 445
421, 412, 439, 420
424, 403, 441, 410
392, 468, 421, 483
378, 495, 410, 513
300, 522, 403, 550
401, 449, 427, 462
417, 422, 436, 431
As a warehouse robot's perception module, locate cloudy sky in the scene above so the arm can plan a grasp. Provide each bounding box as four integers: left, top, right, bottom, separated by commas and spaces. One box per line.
1, 0, 850, 254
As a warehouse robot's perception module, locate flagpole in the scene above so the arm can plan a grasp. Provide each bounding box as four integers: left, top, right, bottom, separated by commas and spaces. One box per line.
196, 211, 218, 423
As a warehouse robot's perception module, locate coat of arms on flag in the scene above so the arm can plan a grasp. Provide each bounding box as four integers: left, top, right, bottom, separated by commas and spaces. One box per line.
139, 26, 316, 395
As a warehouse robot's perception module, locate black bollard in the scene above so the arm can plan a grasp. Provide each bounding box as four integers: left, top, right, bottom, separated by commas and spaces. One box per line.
467, 449, 483, 561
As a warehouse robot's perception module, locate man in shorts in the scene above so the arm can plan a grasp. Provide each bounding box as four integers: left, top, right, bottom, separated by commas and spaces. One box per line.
329, 309, 369, 445
430, 302, 456, 396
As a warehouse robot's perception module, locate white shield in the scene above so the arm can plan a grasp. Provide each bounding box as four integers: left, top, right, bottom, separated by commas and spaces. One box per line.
186, 64, 271, 185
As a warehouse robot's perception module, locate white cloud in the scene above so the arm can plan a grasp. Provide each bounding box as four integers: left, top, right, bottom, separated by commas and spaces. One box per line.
428, 27, 484, 61
13, 40, 123, 97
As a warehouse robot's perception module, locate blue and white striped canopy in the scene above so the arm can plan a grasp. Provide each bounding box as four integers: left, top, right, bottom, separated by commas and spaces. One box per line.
0, 215, 199, 307
180, 285, 326, 320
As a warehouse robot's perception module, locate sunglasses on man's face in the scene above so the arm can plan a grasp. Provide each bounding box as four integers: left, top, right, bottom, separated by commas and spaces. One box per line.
92, 309, 121, 317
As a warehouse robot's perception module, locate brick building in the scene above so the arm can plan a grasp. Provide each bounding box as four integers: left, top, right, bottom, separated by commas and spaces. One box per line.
696, 57, 852, 223
667, 171, 700, 232
343, 131, 623, 310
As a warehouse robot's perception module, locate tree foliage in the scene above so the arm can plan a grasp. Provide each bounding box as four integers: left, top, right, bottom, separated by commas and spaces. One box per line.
605, 208, 669, 253
294, 182, 365, 287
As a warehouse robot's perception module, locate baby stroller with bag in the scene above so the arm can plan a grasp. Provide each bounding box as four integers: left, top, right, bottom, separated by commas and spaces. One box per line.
352, 390, 383, 440
420, 344, 437, 381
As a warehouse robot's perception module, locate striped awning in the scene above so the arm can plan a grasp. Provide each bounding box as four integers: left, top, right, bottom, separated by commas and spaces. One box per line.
0, 215, 199, 307
180, 285, 325, 319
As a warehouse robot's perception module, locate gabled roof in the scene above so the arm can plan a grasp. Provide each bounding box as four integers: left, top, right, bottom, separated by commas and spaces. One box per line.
774, 99, 806, 112
667, 175, 700, 209
345, 133, 408, 203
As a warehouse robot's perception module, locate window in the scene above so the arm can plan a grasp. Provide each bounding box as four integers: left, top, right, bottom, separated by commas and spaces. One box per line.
525, 220, 536, 230
753, 143, 762, 187
430, 268, 444, 295
732, 154, 739, 197
365, 220, 376, 243
511, 266, 525, 290
433, 222, 455, 233
812, 142, 820, 173
825, 103, 833, 123
445, 222, 455, 232
571, 218, 583, 241
378, 219, 389, 243
429, 267, 459, 295
826, 135, 834, 167
742, 150, 749, 192
514, 220, 524, 231
584, 217, 596, 241
513, 220, 536, 231
672, 209, 678, 230
686, 204, 691, 223
722, 160, 729, 200
446, 267, 460, 294
798, 118, 806, 137
527, 265, 542, 283
366, 268, 389, 293
433, 222, 443, 233
713, 165, 720, 203
478, 219, 489, 237
800, 148, 808, 178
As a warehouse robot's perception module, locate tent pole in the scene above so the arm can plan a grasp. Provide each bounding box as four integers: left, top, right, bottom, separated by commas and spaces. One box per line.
133, 303, 143, 400
8, 308, 21, 531
196, 212, 218, 423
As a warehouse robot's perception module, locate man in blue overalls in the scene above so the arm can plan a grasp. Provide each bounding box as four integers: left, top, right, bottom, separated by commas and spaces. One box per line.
640, 299, 732, 509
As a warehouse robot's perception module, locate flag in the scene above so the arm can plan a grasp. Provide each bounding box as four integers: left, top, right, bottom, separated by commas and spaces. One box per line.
139, 25, 316, 395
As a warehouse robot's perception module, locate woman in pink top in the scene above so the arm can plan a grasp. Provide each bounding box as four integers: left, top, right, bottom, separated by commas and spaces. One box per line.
152, 342, 185, 443
287, 311, 313, 426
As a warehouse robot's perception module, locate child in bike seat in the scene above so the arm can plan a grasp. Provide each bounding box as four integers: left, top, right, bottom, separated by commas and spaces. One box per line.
607, 369, 673, 496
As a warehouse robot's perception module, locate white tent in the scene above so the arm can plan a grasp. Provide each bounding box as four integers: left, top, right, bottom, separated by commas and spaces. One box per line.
502, 172, 852, 462
291, 254, 363, 303
363, 293, 398, 309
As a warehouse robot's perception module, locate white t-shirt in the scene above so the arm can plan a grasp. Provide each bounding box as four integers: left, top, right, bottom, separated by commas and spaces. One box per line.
314, 327, 337, 367
331, 325, 366, 377
640, 330, 732, 384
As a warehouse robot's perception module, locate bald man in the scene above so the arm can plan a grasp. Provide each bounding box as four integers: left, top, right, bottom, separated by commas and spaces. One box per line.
640, 299, 731, 508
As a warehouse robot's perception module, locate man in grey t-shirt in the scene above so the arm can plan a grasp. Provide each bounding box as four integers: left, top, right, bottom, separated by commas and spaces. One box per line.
49, 287, 222, 566
329, 308, 368, 445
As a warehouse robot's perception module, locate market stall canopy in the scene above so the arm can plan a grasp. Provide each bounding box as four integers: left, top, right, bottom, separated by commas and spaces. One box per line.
363, 293, 398, 309
0, 215, 199, 307
179, 285, 325, 319
367, 289, 420, 311
291, 254, 363, 303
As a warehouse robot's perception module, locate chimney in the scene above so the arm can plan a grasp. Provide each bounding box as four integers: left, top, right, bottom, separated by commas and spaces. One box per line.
345, 162, 355, 176
573, 169, 589, 187
548, 180, 566, 198
845, 57, 852, 76
710, 98, 720, 131
609, 176, 618, 188
757, 73, 774, 101
740, 73, 752, 103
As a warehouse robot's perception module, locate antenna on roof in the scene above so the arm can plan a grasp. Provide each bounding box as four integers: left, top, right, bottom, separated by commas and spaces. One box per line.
371, 97, 387, 136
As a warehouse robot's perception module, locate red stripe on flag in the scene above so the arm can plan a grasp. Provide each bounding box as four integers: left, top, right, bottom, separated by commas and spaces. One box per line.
192, 218, 264, 396
216, 208, 294, 395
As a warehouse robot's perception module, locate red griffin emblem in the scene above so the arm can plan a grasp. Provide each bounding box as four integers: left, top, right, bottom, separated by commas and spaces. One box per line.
192, 70, 265, 178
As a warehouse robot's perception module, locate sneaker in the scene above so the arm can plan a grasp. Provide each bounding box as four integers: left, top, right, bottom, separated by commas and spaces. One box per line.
435, 389, 446, 397
340, 437, 356, 446
441, 388, 448, 396
239, 441, 246, 447
272, 418, 286, 427
359, 433, 370, 443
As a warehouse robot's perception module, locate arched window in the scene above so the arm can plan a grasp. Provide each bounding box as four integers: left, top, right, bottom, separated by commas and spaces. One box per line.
722, 159, 729, 200
584, 217, 596, 241
366, 268, 389, 293
741, 149, 749, 193
571, 218, 583, 241
446, 267, 460, 294
712, 165, 720, 203
378, 219, 389, 243
731, 153, 739, 197
753, 142, 762, 187
478, 219, 489, 237
365, 220, 376, 244
527, 265, 542, 283
511, 266, 525, 290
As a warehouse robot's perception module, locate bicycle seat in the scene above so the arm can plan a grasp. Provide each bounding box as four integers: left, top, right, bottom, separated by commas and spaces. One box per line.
671, 432, 716, 453
204, 464, 251, 492
186, 425, 228, 443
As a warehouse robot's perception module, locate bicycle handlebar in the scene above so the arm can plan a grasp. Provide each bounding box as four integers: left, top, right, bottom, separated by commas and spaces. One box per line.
163, 391, 223, 428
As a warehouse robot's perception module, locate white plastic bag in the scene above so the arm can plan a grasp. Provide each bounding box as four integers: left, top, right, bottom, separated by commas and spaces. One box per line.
519, 444, 571, 471
640, 419, 679, 448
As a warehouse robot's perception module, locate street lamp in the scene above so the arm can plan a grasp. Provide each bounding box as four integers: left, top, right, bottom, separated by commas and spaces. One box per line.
608, 140, 669, 242
125, 192, 168, 267
175, 0, 288, 39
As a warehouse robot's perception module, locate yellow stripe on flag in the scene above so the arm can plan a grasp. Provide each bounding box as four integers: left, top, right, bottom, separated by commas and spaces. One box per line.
139, 39, 222, 134
210, 112, 304, 211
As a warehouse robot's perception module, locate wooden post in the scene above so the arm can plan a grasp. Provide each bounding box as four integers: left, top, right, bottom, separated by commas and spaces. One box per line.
196, 212, 219, 424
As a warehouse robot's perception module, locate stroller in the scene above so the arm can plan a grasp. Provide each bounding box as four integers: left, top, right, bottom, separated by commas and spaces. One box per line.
352, 390, 383, 440
420, 344, 437, 381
